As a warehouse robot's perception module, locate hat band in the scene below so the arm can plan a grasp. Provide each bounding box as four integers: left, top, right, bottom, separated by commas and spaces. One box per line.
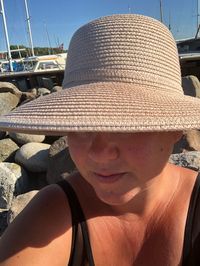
63, 69, 183, 94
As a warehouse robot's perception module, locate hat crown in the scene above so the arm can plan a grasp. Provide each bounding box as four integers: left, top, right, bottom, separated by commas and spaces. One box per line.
63, 14, 182, 94
2, 15, 200, 135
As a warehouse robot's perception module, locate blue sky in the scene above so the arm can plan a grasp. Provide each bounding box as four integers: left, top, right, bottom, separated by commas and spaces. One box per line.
0, 0, 199, 51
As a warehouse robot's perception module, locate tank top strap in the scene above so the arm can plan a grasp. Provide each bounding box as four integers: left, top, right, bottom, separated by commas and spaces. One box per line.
57, 180, 95, 266
182, 172, 200, 266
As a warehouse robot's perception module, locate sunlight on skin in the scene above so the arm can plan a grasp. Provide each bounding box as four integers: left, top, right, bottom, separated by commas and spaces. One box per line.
67, 131, 182, 212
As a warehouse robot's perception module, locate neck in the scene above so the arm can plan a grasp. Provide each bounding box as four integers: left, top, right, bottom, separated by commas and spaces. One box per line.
110, 163, 181, 221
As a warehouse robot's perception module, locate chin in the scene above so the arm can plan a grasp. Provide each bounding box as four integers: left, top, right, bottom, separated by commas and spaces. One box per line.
94, 187, 140, 206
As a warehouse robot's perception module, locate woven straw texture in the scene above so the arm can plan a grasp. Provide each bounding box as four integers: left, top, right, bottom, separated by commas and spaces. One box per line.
1, 14, 200, 135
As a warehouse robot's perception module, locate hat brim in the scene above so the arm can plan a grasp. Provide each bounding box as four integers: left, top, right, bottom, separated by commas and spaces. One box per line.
0, 82, 200, 135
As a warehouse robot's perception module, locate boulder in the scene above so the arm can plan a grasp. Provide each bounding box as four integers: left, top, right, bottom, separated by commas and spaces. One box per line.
20, 91, 37, 105
51, 86, 62, 93
37, 88, 51, 96
0, 164, 16, 209
0, 81, 22, 97
0, 92, 20, 115
169, 151, 200, 171
185, 130, 200, 151
0, 138, 19, 162
15, 142, 50, 172
1, 162, 29, 195
182, 75, 200, 97
46, 136, 76, 184
9, 132, 45, 145
29, 88, 37, 95
7, 190, 38, 224
173, 130, 200, 153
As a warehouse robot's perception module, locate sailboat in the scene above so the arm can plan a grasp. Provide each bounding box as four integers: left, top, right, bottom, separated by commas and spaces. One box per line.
0, 0, 13, 71
174, 0, 200, 79
0, 0, 67, 90
0, 0, 67, 73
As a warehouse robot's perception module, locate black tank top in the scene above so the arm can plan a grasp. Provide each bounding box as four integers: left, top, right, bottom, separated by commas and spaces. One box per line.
57, 180, 94, 266
57, 172, 200, 266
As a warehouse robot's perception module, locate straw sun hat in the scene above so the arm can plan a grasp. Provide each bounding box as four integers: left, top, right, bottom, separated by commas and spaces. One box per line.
1, 14, 200, 135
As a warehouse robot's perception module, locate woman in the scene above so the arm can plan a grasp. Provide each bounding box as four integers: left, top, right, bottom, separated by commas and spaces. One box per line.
0, 14, 200, 265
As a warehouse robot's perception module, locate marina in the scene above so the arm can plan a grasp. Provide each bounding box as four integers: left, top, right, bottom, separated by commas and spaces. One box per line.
0, 53, 66, 90
0, 0, 66, 90
1, 0, 200, 90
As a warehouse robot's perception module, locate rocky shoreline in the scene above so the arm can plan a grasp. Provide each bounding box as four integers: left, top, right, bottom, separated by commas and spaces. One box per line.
1, 76, 200, 235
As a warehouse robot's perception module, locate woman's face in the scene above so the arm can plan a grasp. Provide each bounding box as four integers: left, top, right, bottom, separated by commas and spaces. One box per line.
67, 131, 181, 206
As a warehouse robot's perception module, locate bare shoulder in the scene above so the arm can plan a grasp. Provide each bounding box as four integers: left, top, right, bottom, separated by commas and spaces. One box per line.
0, 183, 73, 265
178, 165, 198, 187
169, 163, 198, 184
170, 163, 199, 205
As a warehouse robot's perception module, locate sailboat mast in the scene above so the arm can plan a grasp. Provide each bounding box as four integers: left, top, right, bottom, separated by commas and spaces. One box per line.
197, 0, 199, 31
168, 10, 171, 31
0, 0, 13, 71
24, 0, 35, 56
160, 0, 163, 23
44, 22, 52, 55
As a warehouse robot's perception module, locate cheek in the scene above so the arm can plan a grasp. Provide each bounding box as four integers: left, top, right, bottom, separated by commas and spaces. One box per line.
126, 144, 152, 161
67, 137, 89, 168
125, 140, 169, 168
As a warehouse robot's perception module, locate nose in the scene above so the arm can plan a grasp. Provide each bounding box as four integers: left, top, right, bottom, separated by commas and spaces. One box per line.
88, 133, 119, 163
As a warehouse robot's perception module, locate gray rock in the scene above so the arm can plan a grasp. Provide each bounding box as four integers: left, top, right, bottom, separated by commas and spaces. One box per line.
173, 129, 200, 153
0, 92, 20, 115
185, 130, 200, 151
182, 75, 200, 97
1, 162, 29, 195
1, 162, 27, 179
173, 133, 189, 154
169, 151, 200, 171
37, 87, 51, 96
9, 132, 45, 145
15, 142, 50, 172
49, 136, 68, 157
29, 88, 37, 95
0, 81, 22, 97
51, 86, 62, 93
7, 190, 38, 224
20, 91, 37, 105
46, 136, 76, 184
0, 138, 19, 162
0, 164, 16, 209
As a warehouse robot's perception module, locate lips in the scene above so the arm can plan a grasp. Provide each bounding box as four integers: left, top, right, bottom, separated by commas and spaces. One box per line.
93, 171, 126, 183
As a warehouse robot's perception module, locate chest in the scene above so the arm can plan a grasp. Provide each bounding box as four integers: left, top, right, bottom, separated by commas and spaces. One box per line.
87, 216, 185, 266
